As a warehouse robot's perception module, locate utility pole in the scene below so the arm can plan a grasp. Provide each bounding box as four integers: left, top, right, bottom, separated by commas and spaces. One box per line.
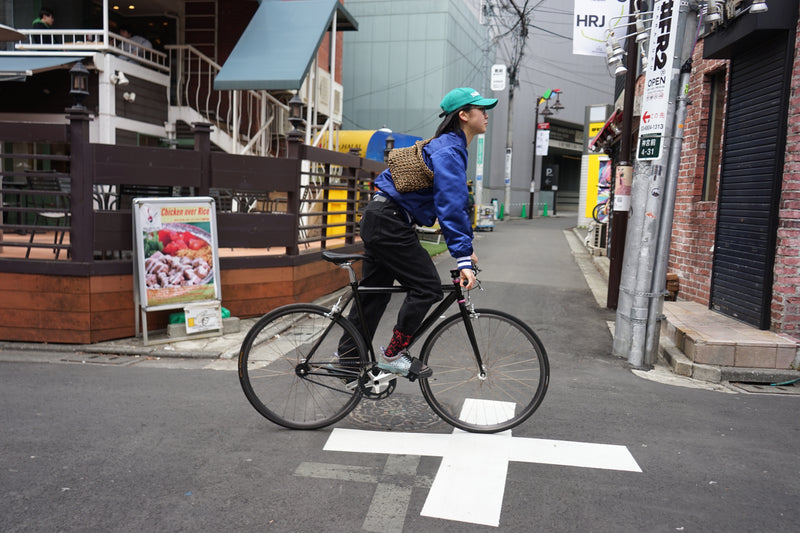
605, 0, 638, 309
613, 0, 700, 367
486, 0, 540, 218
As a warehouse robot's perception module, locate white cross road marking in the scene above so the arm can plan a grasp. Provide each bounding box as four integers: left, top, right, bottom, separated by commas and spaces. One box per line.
324, 399, 642, 527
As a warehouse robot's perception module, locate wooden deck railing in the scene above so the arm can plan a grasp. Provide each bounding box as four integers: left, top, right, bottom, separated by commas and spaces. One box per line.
0, 111, 386, 276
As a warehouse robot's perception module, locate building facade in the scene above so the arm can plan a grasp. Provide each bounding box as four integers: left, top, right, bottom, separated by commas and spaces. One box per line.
668, 2, 800, 343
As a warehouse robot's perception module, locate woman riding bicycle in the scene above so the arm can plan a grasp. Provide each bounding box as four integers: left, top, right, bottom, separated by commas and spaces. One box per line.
337, 87, 497, 379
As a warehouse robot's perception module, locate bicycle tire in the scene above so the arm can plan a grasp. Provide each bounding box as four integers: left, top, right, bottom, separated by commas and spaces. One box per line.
419, 309, 549, 433
592, 201, 608, 224
238, 303, 367, 430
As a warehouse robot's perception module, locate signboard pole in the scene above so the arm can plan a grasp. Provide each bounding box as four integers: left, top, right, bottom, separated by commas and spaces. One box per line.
614, 0, 699, 367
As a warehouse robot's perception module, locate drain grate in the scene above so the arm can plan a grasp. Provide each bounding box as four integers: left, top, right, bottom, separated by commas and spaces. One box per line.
730, 381, 800, 395
345, 394, 449, 431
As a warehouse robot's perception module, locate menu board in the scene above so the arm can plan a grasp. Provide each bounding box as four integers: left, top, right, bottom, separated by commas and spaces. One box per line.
133, 197, 221, 310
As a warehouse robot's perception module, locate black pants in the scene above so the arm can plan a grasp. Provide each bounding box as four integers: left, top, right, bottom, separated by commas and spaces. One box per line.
345, 197, 443, 352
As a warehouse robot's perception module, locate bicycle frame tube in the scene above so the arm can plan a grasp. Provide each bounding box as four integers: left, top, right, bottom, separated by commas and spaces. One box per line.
338, 263, 485, 372
350, 276, 473, 354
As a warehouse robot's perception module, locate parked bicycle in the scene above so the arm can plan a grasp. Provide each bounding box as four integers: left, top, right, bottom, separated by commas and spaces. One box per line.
238, 251, 550, 434
592, 198, 610, 224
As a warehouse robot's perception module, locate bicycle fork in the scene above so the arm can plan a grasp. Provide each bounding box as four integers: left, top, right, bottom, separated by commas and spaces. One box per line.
455, 282, 488, 380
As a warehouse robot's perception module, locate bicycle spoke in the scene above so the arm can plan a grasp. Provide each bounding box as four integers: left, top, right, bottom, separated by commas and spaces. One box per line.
238, 304, 366, 430
420, 309, 549, 433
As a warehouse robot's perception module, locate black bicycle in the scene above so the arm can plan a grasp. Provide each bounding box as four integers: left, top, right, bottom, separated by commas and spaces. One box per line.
238, 251, 550, 434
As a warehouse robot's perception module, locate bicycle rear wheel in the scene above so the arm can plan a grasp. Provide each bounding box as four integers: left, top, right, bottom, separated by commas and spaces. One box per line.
419, 309, 549, 433
238, 303, 367, 430
592, 201, 609, 224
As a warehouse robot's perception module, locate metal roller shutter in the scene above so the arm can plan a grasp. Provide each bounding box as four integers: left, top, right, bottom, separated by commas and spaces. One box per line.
710, 33, 793, 329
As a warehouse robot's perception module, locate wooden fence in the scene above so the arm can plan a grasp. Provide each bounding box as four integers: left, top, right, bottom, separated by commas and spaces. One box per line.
0, 110, 385, 275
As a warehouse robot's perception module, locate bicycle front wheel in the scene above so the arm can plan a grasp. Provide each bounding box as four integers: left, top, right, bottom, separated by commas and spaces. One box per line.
419, 309, 549, 433
238, 304, 367, 430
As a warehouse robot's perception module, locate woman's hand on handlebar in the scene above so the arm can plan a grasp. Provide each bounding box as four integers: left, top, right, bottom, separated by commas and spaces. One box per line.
460, 268, 477, 290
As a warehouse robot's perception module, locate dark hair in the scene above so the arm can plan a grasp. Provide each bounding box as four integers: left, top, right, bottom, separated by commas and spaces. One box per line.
39, 8, 54, 18
434, 105, 470, 138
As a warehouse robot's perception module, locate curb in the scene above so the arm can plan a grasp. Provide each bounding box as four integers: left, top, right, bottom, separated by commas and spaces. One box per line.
659, 336, 799, 385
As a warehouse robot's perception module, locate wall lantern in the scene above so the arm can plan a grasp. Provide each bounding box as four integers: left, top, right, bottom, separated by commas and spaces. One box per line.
69, 62, 90, 107
288, 93, 305, 133
383, 133, 395, 163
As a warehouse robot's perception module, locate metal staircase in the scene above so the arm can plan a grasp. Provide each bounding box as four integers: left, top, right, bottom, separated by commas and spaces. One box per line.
166, 44, 289, 156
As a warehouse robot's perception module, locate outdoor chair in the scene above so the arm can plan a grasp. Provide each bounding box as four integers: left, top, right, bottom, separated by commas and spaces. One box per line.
25, 174, 71, 259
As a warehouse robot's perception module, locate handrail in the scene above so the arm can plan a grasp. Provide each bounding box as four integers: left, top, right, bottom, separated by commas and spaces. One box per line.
14, 29, 169, 72
165, 45, 289, 157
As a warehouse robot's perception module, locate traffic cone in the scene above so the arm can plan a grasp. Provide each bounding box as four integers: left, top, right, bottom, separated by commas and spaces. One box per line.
543, 203, 548, 217
499, 204, 504, 220
521, 204, 527, 218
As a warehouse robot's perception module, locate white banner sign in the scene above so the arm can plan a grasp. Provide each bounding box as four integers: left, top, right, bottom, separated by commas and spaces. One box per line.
536, 129, 550, 156
573, 0, 630, 56
637, 0, 679, 160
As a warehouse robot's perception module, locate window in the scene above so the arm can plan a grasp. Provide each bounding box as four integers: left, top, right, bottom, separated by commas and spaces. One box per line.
702, 70, 726, 201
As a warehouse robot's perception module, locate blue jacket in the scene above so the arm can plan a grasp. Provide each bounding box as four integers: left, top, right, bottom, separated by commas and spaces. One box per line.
374, 130, 473, 269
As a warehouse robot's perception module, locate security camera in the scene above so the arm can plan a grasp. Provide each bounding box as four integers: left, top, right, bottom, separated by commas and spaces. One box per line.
123, 91, 136, 102
111, 71, 129, 86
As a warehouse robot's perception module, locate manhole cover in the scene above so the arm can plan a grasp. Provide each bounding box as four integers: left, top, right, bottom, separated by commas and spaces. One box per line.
345, 394, 449, 431
730, 381, 800, 395
61, 354, 134, 366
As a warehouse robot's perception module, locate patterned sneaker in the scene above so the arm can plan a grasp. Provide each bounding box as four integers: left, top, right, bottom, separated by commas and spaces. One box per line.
376, 350, 433, 379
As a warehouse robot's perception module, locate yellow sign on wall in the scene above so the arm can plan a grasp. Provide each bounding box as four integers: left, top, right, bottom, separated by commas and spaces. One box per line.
586, 154, 611, 219
585, 121, 610, 219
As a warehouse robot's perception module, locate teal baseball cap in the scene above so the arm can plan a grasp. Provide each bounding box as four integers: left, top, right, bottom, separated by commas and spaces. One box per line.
439, 87, 498, 117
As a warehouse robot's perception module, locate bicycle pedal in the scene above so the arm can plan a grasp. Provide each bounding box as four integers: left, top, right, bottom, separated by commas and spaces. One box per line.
407, 357, 432, 381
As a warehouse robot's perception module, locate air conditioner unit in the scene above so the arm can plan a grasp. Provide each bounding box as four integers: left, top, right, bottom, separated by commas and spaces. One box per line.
298, 68, 343, 124
332, 86, 342, 123
277, 105, 291, 136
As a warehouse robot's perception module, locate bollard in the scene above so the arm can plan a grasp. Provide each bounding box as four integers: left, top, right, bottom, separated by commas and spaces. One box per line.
543, 203, 548, 217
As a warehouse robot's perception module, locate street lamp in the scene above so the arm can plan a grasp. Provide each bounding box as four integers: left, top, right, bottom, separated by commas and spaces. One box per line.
528, 89, 563, 219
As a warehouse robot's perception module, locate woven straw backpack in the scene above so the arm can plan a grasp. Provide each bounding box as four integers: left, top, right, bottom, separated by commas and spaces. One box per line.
387, 138, 434, 193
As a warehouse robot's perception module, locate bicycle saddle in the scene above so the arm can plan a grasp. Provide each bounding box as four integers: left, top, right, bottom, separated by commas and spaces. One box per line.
322, 251, 366, 264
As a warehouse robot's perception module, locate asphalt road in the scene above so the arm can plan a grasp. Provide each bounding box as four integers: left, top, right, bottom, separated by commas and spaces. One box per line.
2, 216, 798, 532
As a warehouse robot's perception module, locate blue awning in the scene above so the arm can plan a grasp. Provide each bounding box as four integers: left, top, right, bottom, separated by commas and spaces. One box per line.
214, 0, 358, 91
0, 55, 86, 79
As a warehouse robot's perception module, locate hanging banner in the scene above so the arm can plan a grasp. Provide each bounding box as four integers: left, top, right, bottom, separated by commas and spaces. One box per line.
637, 0, 678, 161
573, 0, 630, 56
133, 197, 221, 309
536, 123, 550, 156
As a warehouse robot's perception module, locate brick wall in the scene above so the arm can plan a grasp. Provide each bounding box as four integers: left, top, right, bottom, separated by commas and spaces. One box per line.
667, 40, 728, 305
771, 18, 800, 342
